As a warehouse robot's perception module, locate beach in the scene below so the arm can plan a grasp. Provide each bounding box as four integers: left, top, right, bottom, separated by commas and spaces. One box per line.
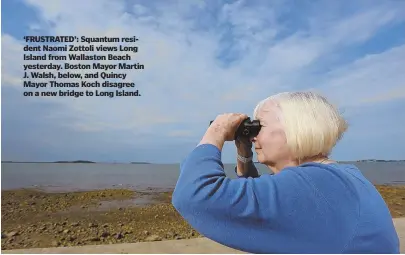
1, 185, 405, 251
1, 188, 199, 250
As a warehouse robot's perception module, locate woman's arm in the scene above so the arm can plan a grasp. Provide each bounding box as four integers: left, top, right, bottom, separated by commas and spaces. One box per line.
235, 153, 260, 178
173, 144, 273, 252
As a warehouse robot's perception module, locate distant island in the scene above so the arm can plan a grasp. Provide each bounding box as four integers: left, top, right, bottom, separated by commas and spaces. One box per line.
1, 160, 151, 164
54, 160, 95, 163
0, 160, 96, 163
356, 159, 405, 162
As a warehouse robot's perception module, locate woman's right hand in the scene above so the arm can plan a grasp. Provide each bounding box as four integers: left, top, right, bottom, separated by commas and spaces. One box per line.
235, 136, 253, 157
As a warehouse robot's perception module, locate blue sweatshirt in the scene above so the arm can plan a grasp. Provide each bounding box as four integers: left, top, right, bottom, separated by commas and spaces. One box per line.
172, 144, 399, 253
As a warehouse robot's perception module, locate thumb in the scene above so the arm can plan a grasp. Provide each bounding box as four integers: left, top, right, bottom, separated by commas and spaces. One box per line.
239, 113, 248, 122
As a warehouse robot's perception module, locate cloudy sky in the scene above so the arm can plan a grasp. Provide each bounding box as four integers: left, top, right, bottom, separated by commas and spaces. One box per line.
1, 0, 405, 163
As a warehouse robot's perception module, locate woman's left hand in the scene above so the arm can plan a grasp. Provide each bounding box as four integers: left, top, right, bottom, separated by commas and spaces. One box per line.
198, 113, 248, 150
208, 113, 248, 141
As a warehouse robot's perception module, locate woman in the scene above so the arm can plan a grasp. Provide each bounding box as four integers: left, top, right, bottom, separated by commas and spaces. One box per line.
172, 91, 399, 253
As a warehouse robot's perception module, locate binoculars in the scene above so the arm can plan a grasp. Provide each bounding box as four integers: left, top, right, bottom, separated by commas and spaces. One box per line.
209, 117, 261, 140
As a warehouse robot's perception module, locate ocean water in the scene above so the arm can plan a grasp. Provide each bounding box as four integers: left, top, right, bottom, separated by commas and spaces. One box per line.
1, 162, 404, 192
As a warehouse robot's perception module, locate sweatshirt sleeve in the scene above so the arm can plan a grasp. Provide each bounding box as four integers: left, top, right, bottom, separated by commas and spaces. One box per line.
172, 144, 286, 252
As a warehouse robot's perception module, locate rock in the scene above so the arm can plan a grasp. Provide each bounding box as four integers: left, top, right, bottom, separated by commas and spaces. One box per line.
175, 235, 182, 240
166, 232, 174, 238
6, 231, 18, 238
1, 233, 7, 239
90, 237, 100, 242
102, 224, 109, 228
115, 232, 124, 239
63, 229, 70, 234
51, 241, 60, 247
71, 222, 79, 227
101, 231, 110, 238
88, 223, 98, 228
143, 230, 149, 235
145, 235, 162, 242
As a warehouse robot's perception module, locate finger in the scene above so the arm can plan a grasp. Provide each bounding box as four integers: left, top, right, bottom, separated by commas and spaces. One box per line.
237, 113, 248, 119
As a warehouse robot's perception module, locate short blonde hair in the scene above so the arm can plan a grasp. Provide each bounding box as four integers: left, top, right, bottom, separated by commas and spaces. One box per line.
253, 91, 348, 160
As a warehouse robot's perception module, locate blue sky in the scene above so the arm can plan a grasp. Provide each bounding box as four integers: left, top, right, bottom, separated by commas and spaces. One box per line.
1, 0, 405, 163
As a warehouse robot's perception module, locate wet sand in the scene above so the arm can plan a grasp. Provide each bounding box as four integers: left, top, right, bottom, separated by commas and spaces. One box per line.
1, 185, 405, 250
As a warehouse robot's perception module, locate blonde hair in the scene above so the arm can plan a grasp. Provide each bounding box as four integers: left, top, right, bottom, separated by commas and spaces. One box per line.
253, 91, 348, 161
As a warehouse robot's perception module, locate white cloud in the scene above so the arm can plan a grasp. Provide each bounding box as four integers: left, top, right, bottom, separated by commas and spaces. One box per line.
318, 44, 405, 109
2, 0, 405, 144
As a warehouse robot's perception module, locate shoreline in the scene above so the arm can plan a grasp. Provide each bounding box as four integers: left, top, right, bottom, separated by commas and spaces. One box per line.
1, 185, 405, 250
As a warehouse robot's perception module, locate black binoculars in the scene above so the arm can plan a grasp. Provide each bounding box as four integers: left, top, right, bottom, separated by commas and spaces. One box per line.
209, 117, 261, 140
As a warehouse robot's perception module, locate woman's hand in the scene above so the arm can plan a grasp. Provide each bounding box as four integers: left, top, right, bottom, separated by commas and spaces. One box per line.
235, 136, 253, 157
198, 113, 248, 150
210, 113, 248, 141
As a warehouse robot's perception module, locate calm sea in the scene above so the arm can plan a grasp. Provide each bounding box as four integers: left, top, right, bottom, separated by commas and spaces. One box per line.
1, 162, 404, 192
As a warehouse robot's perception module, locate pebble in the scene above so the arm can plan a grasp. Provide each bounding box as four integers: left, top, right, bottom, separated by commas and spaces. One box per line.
101, 231, 110, 238
145, 235, 162, 242
166, 232, 175, 238
6, 231, 18, 238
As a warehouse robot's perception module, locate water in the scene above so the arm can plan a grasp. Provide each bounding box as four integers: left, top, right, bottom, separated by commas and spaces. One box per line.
1, 162, 404, 192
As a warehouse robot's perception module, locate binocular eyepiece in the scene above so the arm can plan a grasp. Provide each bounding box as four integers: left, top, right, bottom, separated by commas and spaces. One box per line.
209, 117, 261, 140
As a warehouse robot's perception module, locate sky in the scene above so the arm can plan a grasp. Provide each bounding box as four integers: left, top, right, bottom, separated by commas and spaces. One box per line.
1, 0, 405, 163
